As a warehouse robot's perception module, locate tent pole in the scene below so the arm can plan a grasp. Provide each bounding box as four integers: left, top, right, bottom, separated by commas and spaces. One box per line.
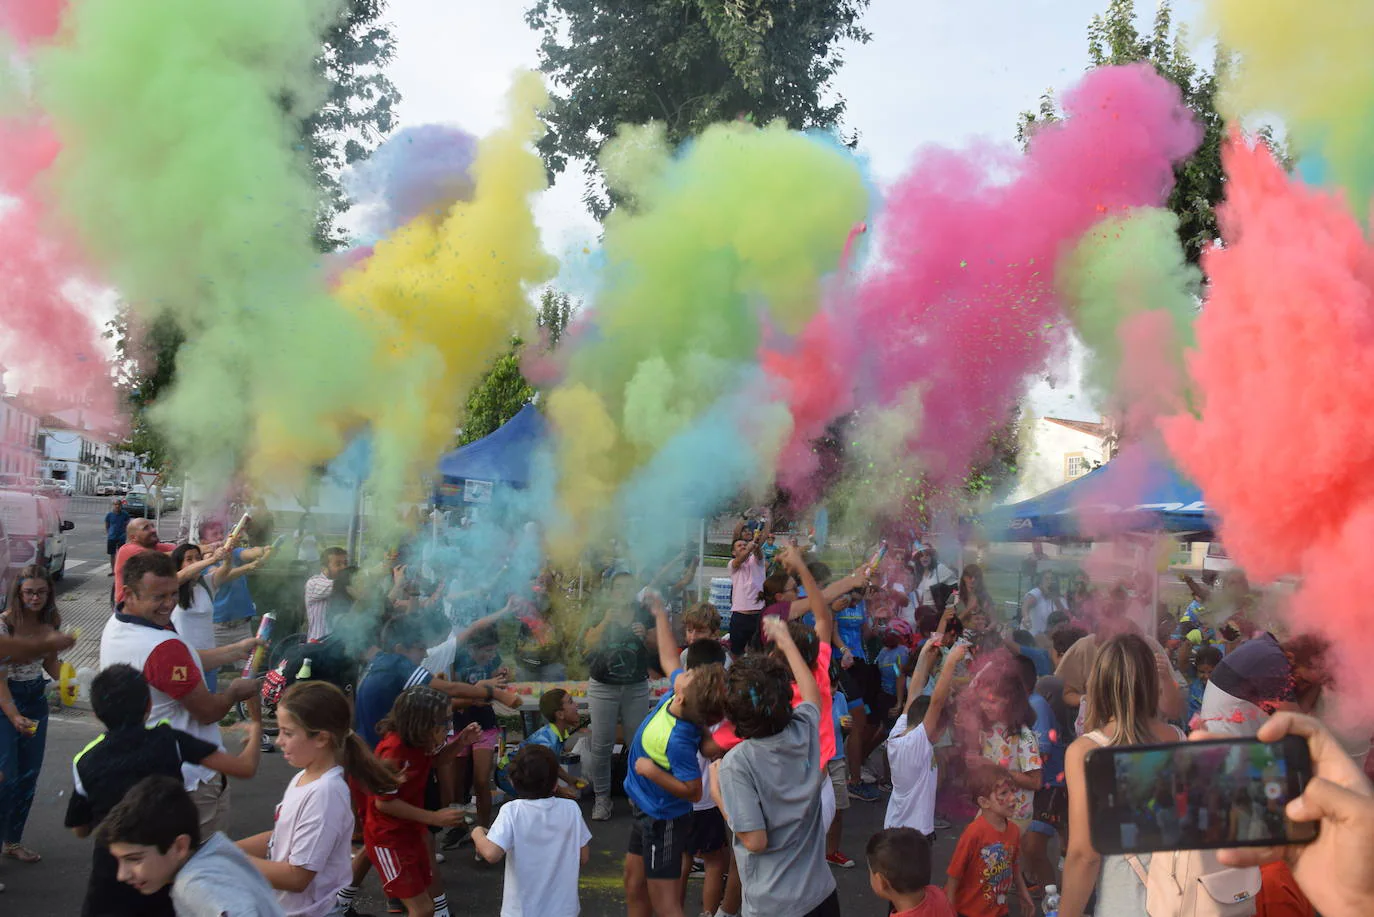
698, 517, 706, 603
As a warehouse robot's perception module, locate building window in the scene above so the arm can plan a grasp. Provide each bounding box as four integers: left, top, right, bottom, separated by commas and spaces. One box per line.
1065, 453, 1089, 479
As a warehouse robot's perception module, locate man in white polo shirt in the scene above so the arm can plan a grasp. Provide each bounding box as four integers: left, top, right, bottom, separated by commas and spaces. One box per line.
100, 550, 261, 835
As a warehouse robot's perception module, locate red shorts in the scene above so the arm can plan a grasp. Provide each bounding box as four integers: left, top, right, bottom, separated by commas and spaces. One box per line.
368, 836, 432, 900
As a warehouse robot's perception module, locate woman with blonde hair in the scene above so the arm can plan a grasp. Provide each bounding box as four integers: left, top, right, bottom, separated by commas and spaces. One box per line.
1059, 632, 1186, 917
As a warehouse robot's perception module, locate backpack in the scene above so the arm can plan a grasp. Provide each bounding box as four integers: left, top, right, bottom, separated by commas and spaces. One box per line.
1125, 849, 1260, 917
1084, 729, 1260, 917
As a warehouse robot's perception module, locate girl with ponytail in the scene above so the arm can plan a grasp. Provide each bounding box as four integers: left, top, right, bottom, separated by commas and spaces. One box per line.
237, 681, 396, 916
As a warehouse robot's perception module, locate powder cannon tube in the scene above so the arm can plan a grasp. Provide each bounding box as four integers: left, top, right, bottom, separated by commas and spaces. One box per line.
242, 613, 276, 677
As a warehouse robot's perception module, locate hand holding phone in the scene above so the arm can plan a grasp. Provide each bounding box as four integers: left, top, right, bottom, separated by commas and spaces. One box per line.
1213, 713, 1374, 917
1085, 733, 1318, 856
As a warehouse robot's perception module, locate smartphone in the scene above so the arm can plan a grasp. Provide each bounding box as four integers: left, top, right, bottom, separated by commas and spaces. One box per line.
270, 533, 289, 551
1085, 736, 1317, 855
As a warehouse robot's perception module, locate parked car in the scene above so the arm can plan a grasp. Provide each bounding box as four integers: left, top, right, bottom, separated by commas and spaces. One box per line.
0, 514, 11, 608
52, 480, 73, 497
123, 484, 151, 517
95, 480, 116, 496
0, 490, 73, 580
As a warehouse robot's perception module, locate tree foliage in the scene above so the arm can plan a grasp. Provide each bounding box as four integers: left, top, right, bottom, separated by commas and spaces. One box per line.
105, 306, 182, 468
1017, 0, 1225, 265
457, 290, 576, 446
304, 0, 402, 251
525, 0, 871, 218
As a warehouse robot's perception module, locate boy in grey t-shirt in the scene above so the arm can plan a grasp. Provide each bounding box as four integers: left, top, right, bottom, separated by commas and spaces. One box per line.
99, 775, 284, 917
713, 617, 838, 917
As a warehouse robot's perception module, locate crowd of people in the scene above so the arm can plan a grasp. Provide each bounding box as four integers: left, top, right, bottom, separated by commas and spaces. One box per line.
2, 522, 1374, 917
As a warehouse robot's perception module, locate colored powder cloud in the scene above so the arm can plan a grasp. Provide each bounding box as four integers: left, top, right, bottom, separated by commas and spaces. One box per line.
332, 72, 555, 516
1057, 207, 1198, 429
1207, 0, 1374, 218
1162, 139, 1374, 706
615, 380, 791, 577
0, 0, 65, 46
37, 0, 376, 490
787, 64, 1200, 511
0, 101, 116, 423
545, 119, 869, 557
344, 123, 479, 240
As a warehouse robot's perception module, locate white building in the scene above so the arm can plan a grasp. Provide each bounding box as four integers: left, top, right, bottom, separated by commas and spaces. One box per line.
1007, 416, 1112, 502
0, 395, 42, 481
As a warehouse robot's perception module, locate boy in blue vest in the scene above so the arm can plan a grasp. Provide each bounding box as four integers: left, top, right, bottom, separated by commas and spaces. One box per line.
622, 594, 728, 917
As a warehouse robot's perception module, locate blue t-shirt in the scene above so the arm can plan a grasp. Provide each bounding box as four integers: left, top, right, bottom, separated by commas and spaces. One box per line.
623, 671, 702, 820
105, 510, 130, 541
875, 645, 910, 696
830, 691, 850, 761
211, 548, 257, 624
1029, 692, 1064, 787
1188, 678, 1207, 722
1020, 645, 1053, 678
834, 599, 867, 662
523, 722, 569, 757
354, 653, 433, 748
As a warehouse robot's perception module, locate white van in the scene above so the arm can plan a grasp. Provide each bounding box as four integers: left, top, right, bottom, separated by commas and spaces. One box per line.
0, 491, 73, 580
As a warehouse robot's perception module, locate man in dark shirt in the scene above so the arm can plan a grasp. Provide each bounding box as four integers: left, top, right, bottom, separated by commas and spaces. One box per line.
104, 500, 131, 575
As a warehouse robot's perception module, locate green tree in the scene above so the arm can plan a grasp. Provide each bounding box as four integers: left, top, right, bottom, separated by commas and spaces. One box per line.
457, 290, 576, 445
303, 0, 402, 251
105, 306, 182, 469
1017, 0, 1224, 265
525, 0, 871, 218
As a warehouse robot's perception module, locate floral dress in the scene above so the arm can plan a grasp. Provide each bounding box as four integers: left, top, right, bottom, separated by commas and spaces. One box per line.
980, 723, 1044, 820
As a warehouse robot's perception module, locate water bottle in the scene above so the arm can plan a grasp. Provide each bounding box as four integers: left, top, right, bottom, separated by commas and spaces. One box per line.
1042, 884, 1060, 917
296, 657, 313, 680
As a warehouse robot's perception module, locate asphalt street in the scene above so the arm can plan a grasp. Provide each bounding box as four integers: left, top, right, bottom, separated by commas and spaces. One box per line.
3, 499, 957, 916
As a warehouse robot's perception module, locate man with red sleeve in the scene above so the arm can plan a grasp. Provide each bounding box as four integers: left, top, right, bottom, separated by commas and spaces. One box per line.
111, 517, 176, 601
99, 550, 261, 835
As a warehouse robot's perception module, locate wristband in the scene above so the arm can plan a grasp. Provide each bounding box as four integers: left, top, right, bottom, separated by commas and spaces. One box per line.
484, 684, 494, 701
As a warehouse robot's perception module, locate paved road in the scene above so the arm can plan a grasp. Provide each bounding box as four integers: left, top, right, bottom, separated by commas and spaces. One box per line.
4, 501, 964, 916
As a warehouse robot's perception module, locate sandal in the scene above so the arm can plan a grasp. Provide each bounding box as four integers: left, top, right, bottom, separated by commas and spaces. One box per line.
3, 843, 40, 864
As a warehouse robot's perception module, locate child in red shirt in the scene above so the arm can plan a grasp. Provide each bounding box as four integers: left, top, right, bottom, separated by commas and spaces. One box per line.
866, 827, 955, 917
945, 764, 1034, 917
364, 686, 480, 917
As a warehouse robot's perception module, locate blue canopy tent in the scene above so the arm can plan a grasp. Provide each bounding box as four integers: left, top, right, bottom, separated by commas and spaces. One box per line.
976, 445, 1217, 542
434, 404, 546, 505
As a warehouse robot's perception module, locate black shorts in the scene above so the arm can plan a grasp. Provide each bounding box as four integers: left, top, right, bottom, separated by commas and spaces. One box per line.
728, 612, 760, 657
1031, 785, 1068, 835
685, 807, 727, 855
874, 690, 898, 724
840, 659, 883, 716
106, 538, 124, 556
627, 811, 690, 879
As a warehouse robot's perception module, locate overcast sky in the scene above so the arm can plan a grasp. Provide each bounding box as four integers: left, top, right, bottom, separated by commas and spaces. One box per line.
383, 1, 1210, 422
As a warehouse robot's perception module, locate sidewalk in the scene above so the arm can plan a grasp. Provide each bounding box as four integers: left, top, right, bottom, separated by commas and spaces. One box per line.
57, 569, 113, 675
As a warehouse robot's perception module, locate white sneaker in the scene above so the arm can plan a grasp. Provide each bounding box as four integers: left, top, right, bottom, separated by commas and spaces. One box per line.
435, 851, 445, 864
591, 796, 613, 821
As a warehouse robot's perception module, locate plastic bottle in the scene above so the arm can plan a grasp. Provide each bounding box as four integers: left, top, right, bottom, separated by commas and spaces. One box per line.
1042, 884, 1060, 917
296, 657, 312, 680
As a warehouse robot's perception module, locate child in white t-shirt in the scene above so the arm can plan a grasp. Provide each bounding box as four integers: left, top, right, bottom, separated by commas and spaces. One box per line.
236, 682, 400, 917
884, 640, 967, 837
473, 744, 591, 917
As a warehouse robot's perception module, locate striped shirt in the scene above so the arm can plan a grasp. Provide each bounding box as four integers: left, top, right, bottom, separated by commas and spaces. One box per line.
304, 573, 334, 642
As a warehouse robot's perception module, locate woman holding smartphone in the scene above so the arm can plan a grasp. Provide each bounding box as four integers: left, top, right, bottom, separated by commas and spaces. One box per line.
1059, 633, 1187, 917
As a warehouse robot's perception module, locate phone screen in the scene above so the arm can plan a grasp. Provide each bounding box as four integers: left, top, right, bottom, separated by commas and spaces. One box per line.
1087, 736, 1317, 854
